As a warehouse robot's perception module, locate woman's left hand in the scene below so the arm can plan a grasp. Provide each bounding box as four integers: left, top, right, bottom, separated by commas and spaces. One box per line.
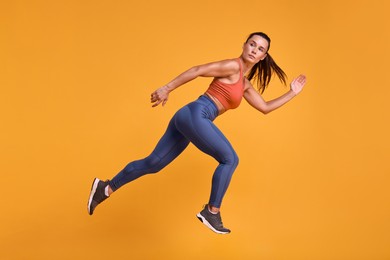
290, 74, 307, 95
151, 86, 170, 107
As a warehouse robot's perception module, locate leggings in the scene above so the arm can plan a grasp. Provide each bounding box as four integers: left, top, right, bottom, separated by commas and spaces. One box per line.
109, 95, 239, 208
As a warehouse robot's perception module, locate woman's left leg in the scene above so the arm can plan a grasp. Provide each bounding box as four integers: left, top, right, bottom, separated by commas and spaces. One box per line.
173, 98, 239, 209
172, 96, 238, 234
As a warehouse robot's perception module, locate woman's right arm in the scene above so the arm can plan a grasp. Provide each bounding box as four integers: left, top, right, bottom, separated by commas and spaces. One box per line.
150, 59, 239, 107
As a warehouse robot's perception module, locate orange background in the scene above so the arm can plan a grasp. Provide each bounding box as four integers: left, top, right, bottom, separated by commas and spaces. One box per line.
1, 0, 389, 259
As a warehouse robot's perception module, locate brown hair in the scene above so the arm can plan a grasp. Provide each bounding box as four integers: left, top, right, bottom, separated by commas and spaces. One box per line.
245, 32, 287, 93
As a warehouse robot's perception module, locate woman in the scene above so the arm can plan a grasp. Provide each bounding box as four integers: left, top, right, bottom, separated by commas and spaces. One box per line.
87, 32, 307, 234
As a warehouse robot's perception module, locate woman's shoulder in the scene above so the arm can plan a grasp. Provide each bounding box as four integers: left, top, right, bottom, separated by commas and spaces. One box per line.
214, 58, 241, 72
243, 77, 254, 91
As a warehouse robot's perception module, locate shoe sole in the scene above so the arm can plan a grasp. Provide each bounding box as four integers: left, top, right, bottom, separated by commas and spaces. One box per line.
87, 178, 100, 215
196, 213, 230, 234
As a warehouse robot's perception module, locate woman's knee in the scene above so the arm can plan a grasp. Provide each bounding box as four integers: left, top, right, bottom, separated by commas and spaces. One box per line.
232, 150, 239, 168
143, 153, 164, 173
221, 149, 239, 168
123, 153, 163, 175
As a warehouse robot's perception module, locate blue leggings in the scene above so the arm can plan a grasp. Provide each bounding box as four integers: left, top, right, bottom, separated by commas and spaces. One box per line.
109, 95, 239, 208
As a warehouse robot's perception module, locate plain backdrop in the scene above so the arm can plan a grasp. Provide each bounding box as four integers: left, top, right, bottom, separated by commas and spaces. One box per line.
1, 0, 389, 259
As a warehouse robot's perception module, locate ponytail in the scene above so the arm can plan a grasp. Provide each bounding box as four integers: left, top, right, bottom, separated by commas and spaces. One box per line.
245, 32, 287, 93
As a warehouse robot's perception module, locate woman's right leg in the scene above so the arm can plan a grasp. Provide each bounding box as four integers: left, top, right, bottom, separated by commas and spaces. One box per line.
87, 117, 189, 215
109, 119, 190, 191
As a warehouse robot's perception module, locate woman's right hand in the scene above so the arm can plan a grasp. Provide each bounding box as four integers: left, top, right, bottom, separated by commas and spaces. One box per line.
151, 86, 170, 107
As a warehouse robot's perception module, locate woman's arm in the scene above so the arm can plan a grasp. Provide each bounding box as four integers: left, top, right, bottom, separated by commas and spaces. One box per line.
244, 74, 306, 114
151, 59, 239, 107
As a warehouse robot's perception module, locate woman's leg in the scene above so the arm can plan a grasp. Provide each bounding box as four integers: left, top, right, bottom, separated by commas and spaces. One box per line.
109, 118, 190, 191
108, 96, 238, 207
88, 116, 189, 215
171, 98, 237, 234
174, 102, 239, 209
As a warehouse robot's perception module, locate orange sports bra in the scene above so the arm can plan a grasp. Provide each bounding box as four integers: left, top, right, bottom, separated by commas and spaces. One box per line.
205, 58, 245, 110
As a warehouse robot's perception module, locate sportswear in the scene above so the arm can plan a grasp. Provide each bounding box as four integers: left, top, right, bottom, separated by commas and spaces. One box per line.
87, 178, 110, 215
205, 58, 245, 110
109, 95, 238, 208
197, 204, 231, 234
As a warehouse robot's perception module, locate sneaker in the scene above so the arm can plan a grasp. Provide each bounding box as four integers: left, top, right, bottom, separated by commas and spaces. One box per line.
87, 178, 110, 215
196, 204, 231, 234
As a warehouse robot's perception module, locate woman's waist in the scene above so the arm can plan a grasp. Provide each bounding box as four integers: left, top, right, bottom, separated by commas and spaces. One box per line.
203, 93, 226, 116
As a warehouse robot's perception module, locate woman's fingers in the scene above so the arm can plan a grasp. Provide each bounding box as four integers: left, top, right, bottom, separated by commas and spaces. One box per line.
290, 74, 307, 95
150, 90, 169, 107
297, 74, 306, 85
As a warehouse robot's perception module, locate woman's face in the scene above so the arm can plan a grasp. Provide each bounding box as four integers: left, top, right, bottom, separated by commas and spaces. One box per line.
242, 35, 269, 63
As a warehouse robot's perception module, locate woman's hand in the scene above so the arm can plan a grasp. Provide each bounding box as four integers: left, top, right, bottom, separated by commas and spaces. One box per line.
290, 74, 307, 95
151, 86, 170, 107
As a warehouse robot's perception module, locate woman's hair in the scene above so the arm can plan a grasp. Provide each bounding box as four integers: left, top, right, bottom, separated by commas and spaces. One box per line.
246, 32, 287, 93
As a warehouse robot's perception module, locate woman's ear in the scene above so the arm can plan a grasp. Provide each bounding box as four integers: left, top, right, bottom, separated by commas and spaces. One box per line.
260, 53, 268, 61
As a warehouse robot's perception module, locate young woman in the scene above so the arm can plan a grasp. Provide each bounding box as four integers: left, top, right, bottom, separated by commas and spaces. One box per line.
87, 32, 307, 234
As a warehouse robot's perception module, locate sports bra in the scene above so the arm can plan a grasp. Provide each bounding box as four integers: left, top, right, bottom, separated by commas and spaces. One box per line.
205, 58, 245, 110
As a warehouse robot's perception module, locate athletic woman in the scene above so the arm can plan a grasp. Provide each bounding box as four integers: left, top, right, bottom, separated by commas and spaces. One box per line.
87, 32, 307, 234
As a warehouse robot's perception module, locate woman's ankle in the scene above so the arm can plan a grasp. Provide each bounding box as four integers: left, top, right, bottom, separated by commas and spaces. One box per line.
208, 204, 220, 214
107, 185, 114, 196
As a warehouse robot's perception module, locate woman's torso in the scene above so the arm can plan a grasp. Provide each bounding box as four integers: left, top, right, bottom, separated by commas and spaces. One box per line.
205, 58, 246, 115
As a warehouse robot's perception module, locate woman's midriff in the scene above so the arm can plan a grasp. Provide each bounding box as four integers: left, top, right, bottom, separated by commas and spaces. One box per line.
204, 92, 226, 116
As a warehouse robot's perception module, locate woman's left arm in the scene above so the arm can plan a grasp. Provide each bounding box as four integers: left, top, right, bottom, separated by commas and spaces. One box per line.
244, 74, 306, 114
